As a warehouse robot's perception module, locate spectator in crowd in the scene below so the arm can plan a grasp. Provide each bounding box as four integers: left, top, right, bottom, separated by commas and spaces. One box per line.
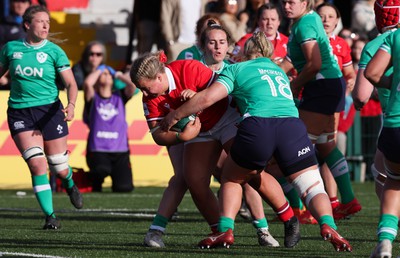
160, 0, 206, 61
238, 0, 264, 32
216, 0, 248, 43
133, 0, 166, 55
71, 41, 106, 90
206, 0, 246, 13
0, 0, 30, 49
351, 0, 376, 39
339, 27, 358, 48
83, 64, 136, 193
0, 4, 83, 229
232, 3, 288, 64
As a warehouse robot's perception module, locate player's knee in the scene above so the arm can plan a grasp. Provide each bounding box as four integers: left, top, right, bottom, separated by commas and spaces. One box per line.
292, 168, 327, 207
47, 151, 69, 175
22, 146, 45, 162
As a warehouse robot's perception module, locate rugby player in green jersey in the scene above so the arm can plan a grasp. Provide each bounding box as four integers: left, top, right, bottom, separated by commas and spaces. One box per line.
0, 5, 83, 230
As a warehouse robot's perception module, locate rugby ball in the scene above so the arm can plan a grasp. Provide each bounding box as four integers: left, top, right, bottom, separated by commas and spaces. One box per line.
170, 114, 196, 132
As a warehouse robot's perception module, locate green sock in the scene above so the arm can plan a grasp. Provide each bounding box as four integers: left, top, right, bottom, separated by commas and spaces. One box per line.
252, 217, 268, 229
152, 214, 169, 229
377, 214, 398, 242
324, 147, 354, 203
218, 216, 234, 232
32, 174, 54, 216
318, 215, 337, 230
277, 177, 303, 209
62, 166, 75, 189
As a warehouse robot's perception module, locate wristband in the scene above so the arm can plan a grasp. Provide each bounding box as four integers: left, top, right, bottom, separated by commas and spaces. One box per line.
68, 102, 75, 108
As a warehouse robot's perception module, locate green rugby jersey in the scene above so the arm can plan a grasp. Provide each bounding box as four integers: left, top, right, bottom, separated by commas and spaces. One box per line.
177, 44, 230, 72
0, 39, 70, 108
287, 11, 342, 79
200, 57, 228, 74
359, 29, 395, 113
379, 29, 400, 127
176, 45, 203, 61
217, 57, 298, 119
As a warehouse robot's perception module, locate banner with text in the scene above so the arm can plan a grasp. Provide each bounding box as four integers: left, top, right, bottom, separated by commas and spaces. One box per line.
0, 91, 175, 189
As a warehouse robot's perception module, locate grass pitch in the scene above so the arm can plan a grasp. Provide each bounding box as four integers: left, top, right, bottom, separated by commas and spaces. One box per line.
0, 182, 390, 257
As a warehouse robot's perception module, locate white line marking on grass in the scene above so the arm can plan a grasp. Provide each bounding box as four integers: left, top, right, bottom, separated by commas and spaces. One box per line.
107, 212, 155, 218
0, 252, 69, 258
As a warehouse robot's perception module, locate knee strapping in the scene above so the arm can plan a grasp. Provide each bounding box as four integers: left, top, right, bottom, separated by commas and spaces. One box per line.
22, 146, 45, 162
292, 169, 327, 206
47, 151, 69, 174
308, 132, 337, 144
371, 163, 386, 186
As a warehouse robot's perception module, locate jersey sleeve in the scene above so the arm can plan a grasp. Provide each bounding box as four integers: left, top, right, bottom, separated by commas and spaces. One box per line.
296, 19, 318, 44
216, 64, 236, 94
53, 45, 71, 73
358, 42, 374, 70
142, 96, 166, 122
381, 33, 393, 55
341, 39, 353, 67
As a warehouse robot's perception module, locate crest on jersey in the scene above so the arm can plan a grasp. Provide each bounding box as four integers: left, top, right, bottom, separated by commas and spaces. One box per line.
36, 52, 48, 63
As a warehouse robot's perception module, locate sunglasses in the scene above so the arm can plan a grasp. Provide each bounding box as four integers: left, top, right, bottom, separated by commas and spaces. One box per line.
90, 52, 103, 57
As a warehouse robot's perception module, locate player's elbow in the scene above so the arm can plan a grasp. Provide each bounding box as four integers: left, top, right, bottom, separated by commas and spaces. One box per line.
364, 68, 381, 85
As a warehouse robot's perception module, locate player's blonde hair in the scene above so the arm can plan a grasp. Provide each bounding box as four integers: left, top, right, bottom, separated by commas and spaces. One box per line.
303, 0, 315, 12
243, 31, 274, 60
130, 51, 166, 88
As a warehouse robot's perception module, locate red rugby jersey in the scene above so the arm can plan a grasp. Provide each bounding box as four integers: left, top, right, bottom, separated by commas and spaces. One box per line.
329, 34, 352, 70
233, 31, 288, 63
143, 60, 229, 132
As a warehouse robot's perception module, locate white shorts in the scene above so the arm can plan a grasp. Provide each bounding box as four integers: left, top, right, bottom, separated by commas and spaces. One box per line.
185, 105, 239, 145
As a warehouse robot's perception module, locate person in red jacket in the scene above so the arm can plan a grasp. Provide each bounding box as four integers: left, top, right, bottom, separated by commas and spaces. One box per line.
231, 3, 287, 64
